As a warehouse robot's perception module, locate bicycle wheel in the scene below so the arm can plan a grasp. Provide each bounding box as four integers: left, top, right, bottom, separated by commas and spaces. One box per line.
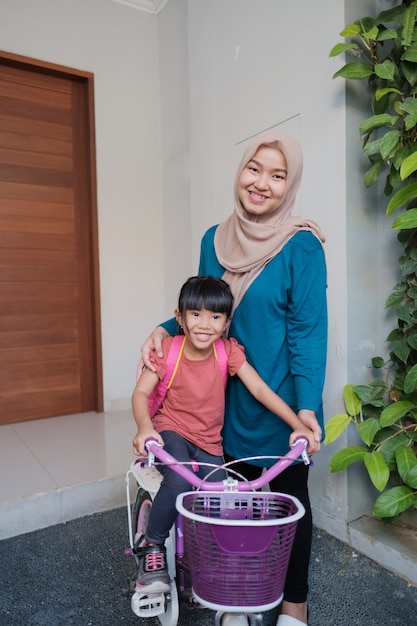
214, 612, 260, 626
131, 487, 179, 626
132, 488, 152, 564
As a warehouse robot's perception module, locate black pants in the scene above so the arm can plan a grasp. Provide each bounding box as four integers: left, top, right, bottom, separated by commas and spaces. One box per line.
225, 456, 311, 604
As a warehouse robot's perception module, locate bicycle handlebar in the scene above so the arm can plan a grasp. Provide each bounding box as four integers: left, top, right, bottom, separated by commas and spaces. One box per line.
141, 437, 310, 492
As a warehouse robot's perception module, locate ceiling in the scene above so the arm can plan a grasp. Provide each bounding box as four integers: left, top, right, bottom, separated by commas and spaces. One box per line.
110, 0, 171, 15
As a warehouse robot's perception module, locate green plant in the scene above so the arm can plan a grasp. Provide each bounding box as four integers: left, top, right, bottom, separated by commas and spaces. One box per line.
325, 0, 417, 522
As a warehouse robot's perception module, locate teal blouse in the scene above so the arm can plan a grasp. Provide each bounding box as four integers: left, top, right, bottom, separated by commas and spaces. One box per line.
163, 225, 327, 466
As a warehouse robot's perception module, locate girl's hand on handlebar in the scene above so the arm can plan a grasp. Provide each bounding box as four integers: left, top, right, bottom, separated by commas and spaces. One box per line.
289, 428, 320, 455
139, 326, 170, 372
133, 428, 164, 457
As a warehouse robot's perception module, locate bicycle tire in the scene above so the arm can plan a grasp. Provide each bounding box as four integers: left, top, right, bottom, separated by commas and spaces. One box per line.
214, 612, 260, 626
131, 487, 180, 626
132, 488, 152, 564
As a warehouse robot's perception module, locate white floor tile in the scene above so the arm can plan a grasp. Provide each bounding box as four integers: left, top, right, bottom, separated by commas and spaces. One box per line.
0, 409, 135, 506
0, 425, 31, 467
0, 456, 57, 501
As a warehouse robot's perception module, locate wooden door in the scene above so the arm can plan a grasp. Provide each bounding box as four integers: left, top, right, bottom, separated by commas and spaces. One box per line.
0, 52, 103, 425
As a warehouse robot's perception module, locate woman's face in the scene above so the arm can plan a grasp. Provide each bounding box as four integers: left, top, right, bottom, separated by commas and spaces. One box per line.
237, 146, 287, 216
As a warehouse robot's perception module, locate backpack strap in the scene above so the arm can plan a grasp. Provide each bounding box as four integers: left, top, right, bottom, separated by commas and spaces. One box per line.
213, 338, 228, 389
166, 335, 186, 390
147, 335, 186, 417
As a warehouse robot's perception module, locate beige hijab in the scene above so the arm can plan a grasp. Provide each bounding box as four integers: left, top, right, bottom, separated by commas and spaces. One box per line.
214, 130, 325, 312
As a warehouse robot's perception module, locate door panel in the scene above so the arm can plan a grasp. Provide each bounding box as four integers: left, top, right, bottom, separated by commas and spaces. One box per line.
0, 52, 102, 424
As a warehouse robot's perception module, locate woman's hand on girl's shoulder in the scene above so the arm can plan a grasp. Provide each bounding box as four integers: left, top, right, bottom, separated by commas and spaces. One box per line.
140, 326, 170, 371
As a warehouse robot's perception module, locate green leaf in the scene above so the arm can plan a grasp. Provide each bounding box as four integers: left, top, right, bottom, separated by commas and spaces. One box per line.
377, 5, 407, 26
373, 486, 416, 518
402, 60, 417, 86
407, 333, 417, 350
358, 418, 381, 446
340, 24, 361, 37
386, 182, 417, 215
354, 384, 377, 404
400, 259, 417, 275
329, 43, 360, 57
391, 338, 410, 363
404, 465, 417, 489
380, 400, 417, 427
371, 356, 385, 368
379, 433, 411, 468
392, 208, 417, 230
364, 451, 390, 491
364, 160, 383, 187
380, 130, 401, 159
404, 364, 417, 394
387, 328, 402, 342
375, 87, 402, 101
362, 138, 383, 157
400, 152, 417, 180
333, 62, 373, 80
402, 2, 417, 47
343, 384, 361, 416
399, 97, 417, 130
394, 144, 414, 170
329, 446, 366, 472
323, 414, 352, 445
363, 25, 379, 41
401, 42, 417, 62
396, 446, 417, 488
359, 114, 398, 134
377, 28, 399, 42
395, 303, 413, 323
385, 290, 405, 308
374, 60, 396, 80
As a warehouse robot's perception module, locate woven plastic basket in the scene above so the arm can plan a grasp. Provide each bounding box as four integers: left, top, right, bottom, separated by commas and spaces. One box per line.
176, 490, 304, 609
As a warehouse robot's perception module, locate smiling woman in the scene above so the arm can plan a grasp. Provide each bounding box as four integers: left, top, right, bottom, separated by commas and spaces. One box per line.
237, 146, 288, 216
141, 130, 328, 625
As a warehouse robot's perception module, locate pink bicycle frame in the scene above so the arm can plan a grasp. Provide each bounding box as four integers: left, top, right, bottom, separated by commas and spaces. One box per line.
140, 436, 311, 600
141, 436, 310, 493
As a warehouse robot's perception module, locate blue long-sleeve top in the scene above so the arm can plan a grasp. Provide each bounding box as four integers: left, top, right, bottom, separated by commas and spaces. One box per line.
162, 225, 328, 465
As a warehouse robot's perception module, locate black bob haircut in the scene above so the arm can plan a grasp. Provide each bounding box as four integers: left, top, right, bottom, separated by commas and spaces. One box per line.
178, 276, 234, 321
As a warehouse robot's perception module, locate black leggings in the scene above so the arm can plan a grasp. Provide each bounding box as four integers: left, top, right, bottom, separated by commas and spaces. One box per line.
225, 456, 311, 604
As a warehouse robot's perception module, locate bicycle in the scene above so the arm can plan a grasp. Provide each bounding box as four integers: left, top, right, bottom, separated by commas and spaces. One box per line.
125, 437, 310, 626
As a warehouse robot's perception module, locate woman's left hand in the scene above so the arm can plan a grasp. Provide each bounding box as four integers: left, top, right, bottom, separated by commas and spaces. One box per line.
296, 409, 322, 453
289, 428, 320, 455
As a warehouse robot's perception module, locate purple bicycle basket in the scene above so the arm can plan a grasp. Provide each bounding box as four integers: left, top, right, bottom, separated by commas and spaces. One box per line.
176, 490, 305, 609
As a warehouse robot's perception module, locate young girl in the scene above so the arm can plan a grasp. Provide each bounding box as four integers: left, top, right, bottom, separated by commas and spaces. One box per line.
132, 275, 316, 595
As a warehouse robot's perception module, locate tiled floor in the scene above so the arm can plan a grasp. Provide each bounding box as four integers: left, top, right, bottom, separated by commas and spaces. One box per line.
0, 410, 137, 540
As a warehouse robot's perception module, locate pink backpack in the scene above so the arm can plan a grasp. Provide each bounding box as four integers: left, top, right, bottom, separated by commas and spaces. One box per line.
139, 335, 228, 418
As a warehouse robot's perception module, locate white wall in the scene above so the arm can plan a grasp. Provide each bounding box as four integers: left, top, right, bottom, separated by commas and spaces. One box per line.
1, 0, 167, 410
157, 0, 191, 315
2, 0, 405, 536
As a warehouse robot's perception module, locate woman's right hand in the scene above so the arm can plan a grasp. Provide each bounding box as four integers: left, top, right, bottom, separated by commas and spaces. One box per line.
139, 326, 170, 372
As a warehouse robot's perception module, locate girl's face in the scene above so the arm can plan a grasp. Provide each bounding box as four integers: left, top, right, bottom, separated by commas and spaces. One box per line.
237, 146, 287, 216
176, 308, 229, 356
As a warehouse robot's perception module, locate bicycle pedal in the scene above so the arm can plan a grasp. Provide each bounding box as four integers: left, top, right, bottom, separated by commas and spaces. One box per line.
131, 590, 170, 617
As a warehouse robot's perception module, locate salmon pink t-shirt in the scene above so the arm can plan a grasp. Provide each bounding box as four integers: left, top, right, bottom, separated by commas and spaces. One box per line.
150, 337, 246, 455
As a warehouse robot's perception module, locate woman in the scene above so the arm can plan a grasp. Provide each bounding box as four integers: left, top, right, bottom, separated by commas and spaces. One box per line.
141, 130, 327, 626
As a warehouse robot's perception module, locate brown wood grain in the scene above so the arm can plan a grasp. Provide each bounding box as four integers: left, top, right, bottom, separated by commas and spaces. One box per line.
0, 51, 102, 424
